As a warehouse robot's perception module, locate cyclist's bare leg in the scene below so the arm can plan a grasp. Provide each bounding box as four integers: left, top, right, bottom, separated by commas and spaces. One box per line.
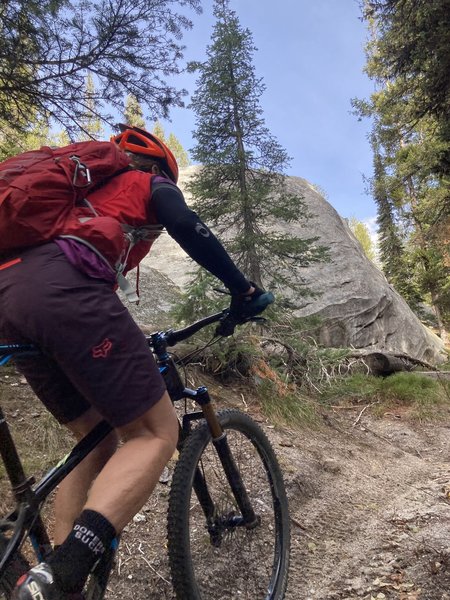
53, 407, 119, 545
84, 391, 178, 532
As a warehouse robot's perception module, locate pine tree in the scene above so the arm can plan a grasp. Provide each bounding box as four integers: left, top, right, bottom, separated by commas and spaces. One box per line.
152, 121, 166, 141
371, 142, 422, 308
362, 0, 450, 169
356, 1, 450, 340
187, 0, 327, 303
123, 94, 146, 129
151, 122, 190, 169
167, 132, 190, 168
0, 116, 70, 161
79, 74, 104, 140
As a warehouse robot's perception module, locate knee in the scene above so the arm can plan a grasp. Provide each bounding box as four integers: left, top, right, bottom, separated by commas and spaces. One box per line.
118, 392, 178, 455
152, 409, 179, 458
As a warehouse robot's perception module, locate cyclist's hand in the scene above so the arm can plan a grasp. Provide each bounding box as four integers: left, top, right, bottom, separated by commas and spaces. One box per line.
215, 283, 275, 337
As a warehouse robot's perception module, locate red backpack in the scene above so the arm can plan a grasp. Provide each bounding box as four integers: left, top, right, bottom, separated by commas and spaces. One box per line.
0, 141, 131, 251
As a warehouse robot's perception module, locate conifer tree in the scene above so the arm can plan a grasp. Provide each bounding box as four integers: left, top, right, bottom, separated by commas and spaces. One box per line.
0, 116, 70, 161
186, 0, 327, 303
79, 74, 104, 140
152, 121, 166, 141
0, 118, 48, 160
371, 142, 422, 308
168, 132, 190, 168
123, 94, 146, 129
361, 0, 450, 170
151, 122, 190, 168
356, 0, 449, 340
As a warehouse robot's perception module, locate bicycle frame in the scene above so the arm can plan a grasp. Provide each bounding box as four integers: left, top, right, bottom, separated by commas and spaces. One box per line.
0, 314, 260, 584
0, 393, 113, 578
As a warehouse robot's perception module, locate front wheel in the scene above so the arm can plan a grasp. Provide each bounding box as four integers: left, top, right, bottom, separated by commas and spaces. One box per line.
167, 409, 290, 599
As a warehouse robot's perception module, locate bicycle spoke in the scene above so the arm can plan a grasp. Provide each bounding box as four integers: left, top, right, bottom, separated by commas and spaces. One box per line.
196, 431, 276, 596
168, 410, 290, 600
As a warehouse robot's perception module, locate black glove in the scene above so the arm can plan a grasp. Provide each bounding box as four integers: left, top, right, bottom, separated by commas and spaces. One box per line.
215, 283, 275, 337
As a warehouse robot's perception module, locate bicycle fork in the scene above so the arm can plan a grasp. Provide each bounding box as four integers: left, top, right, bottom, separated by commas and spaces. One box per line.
186, 388, 260, 545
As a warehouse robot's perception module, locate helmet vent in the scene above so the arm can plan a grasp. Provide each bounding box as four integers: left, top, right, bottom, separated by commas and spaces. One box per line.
127, 134, 148, 148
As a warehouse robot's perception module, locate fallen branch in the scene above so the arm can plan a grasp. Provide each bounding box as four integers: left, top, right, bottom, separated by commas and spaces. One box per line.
137, 547, 171, 585
352, 402, 378, 427
347, 350, 438, 373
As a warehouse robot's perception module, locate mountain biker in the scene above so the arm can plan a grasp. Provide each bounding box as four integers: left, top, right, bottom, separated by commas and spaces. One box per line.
0, 124, 273, 600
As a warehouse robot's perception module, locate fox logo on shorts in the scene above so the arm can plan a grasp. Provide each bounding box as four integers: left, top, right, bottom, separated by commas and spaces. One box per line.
92, 338, 113, 358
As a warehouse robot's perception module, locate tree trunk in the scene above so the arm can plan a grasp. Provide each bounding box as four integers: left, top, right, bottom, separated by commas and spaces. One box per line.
364, 352, 412, 376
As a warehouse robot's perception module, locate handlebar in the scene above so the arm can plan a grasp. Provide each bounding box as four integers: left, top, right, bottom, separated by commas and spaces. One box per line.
150, 289, 274, 351
147, 310, 267, 357
164, 310, 226, 346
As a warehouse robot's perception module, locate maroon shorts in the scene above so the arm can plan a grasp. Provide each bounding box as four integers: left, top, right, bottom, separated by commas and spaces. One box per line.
0, 243, 166, 427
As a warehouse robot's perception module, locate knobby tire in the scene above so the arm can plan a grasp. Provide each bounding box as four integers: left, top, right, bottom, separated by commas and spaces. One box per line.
167, 409, 290, 600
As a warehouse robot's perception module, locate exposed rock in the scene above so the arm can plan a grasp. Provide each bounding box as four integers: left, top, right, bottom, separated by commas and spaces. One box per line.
281, 176, 445, 365
118, 263, 182, 331
135, 166, 446, 365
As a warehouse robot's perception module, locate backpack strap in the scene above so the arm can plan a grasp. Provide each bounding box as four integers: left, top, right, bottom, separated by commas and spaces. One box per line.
114, 224, 163, 304
117, 272, 140, 304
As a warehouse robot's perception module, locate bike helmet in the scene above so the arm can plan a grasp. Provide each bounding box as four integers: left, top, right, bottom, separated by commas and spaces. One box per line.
111, 124, 179, 183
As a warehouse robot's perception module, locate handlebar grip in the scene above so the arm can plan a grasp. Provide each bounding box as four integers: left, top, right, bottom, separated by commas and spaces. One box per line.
248, 291, 275, 314
215, 290, 275, 337
214, 315, 239, 338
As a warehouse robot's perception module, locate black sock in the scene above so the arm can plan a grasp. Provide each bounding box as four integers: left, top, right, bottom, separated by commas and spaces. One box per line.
49, 509, 116, 593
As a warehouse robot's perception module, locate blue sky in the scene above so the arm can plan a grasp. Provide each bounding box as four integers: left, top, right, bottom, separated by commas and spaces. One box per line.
152, 1, 376, 224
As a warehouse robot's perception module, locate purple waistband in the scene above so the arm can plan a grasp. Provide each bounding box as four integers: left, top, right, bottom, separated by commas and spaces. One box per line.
54, 238, 116, 283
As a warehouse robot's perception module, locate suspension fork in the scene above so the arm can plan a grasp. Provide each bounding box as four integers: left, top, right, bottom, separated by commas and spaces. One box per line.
193, 387, 259, 528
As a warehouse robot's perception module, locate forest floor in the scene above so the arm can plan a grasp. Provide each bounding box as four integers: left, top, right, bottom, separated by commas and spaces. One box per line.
1, 366, 450, 600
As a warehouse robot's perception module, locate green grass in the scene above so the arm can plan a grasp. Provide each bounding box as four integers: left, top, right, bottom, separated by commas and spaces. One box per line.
378, 372, 449, 419
25, 411, 73, 461
320, 373, 381, 403
257, 379, 318, 426
320, 372, 450, 421
1, 413, 72, 484
437, 356, 450, 370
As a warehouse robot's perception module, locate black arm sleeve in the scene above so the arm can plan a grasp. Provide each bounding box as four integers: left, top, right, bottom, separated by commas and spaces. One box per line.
151, 182, 250, 294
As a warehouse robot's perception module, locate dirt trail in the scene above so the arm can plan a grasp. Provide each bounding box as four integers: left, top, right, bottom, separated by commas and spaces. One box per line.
281, 410, 450, 599
2, 371, 450, 599
105, 400, 450, 600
